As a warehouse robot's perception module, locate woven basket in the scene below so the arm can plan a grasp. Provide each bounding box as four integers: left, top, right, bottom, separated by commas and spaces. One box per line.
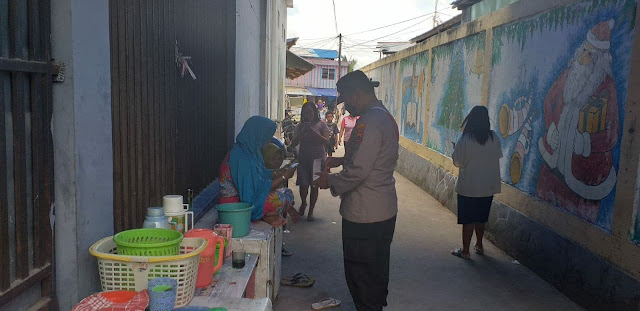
89, 236, 207, 308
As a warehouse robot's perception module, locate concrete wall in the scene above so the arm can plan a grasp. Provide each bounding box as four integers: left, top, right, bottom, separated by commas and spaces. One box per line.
466, 0, 520, 22
362, 0, 640, 309
235, 0, 289, 135
51, 0, 114, 310
267, 0, 289, 121
234, 0, 263, 136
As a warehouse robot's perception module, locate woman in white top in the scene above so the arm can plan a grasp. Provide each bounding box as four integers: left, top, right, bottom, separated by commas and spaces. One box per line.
451, 106, 502, 259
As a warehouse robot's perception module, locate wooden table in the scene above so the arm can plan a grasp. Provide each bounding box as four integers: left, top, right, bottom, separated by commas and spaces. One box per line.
231, 221, 282, 300
187, 297, 272, 311
187, 253, 272, 310
192, 253, 258, 299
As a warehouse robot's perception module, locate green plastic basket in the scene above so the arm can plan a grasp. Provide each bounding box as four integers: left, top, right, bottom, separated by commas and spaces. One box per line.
113, 228, 183, 256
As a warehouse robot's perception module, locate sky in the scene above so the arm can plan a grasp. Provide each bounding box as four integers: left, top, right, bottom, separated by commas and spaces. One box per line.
287, 0, 461, 69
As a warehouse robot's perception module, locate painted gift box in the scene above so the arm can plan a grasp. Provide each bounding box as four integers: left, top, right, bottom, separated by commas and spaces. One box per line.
578, 95, 607, 134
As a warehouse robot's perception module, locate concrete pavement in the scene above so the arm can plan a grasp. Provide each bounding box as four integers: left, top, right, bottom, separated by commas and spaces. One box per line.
273, 153, 583, 310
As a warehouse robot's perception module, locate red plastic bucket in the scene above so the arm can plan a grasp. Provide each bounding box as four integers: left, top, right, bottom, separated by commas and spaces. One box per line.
184, 229, 225, 288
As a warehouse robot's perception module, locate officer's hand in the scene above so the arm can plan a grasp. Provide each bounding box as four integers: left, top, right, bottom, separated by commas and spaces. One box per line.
325, 157, 344, 171
313, 172, 329, 189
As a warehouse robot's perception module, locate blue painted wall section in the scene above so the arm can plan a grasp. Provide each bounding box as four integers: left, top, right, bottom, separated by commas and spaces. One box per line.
399, 51, 428, 143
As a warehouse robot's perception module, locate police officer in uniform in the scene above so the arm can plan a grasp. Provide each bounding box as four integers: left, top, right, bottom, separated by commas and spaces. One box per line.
315, 70, 399, 311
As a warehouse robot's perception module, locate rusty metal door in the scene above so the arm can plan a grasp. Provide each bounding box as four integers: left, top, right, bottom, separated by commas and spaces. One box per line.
0, 0, 56, 310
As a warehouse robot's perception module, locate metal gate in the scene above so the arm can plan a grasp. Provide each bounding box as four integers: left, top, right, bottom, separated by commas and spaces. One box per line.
0, 0, 55, 310
109, 0, 233, 232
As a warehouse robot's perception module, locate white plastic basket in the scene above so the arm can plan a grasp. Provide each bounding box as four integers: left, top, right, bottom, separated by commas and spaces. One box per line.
89, 236, 207, 307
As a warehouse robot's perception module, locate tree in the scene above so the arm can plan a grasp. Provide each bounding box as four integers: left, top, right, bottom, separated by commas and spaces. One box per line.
342, 56, 357, 73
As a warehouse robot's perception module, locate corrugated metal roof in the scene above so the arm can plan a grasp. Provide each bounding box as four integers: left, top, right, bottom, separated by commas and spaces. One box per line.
290, 47, 338, 59
304, 57, 344, 66
286, 50, 315, 79
287, 37, 299, 49
286, 86, 313, 96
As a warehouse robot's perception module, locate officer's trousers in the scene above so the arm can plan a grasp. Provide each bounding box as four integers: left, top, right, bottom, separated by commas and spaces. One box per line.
342, 215, 396, 311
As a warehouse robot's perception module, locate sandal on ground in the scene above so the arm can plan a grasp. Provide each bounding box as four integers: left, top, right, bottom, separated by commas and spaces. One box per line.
281, 272, 305, 281
474, 245, 484, 255
451, 248, 471, 259
312, 297, 341, 310
281, 273, 315, 287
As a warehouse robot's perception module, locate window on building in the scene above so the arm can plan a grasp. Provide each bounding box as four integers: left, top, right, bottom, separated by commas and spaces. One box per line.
322, 68, 336, 80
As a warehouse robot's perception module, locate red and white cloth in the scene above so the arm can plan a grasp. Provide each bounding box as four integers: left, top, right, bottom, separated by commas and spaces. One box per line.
72, 290, 149, 311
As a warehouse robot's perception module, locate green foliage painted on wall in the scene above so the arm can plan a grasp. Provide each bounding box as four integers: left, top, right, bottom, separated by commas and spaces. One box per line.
432, 32, 485, 81
492, 0, 636, 66
436, 52, 466, 130
400, 50, 429, 73
426, 137, 439, 150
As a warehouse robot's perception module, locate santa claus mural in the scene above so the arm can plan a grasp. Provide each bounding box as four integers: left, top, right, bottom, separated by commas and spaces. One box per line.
536, 20, 619, 222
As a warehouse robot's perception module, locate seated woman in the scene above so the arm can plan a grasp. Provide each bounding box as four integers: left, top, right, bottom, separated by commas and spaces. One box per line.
218, 116, 298, 227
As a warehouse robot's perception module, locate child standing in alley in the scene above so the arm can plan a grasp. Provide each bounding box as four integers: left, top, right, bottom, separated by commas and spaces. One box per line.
325, 111, 339, 156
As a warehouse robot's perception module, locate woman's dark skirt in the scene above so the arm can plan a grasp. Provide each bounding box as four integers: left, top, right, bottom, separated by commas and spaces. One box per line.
457, 194, 493, 224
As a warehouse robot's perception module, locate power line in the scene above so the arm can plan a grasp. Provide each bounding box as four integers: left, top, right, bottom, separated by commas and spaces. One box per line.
295, 36, 338, 50
299, 36, 337, 47
342, 14, 434, 48
372, 19, 433, 41
344, 12, 434, 36
297, 36, 336, 41
317, 37, 338, 50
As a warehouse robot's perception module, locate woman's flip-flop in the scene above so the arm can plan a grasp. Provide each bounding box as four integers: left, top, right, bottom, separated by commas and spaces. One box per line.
474, 245, 484, 255
312, 297, 341, 310
281, 273, 315, 287
451, 248, 471, 259
281, 272, 304, 282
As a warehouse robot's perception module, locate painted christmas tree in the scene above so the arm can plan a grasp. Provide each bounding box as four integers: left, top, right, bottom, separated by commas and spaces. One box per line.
437, 50, 466, 130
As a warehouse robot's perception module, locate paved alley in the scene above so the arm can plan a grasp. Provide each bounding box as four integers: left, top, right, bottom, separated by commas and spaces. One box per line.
274, 158, 583, 311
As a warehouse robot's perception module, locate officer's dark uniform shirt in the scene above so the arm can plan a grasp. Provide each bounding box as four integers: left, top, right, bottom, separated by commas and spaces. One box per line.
328, 100, 399, 223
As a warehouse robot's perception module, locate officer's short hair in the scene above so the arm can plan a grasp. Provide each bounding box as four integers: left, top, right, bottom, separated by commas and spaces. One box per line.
336, 70, 379, 102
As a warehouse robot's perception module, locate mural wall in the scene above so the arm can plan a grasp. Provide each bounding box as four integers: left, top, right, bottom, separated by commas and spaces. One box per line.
398, 51, 429, 143
369, 66, 381, 100
379, 61, 399, 118
427, 33, 485, 156
488, 0, 637, 231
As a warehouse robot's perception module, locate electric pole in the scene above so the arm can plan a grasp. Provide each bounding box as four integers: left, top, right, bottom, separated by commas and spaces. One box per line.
337, 33, 343, 80
433, 0, 439, 28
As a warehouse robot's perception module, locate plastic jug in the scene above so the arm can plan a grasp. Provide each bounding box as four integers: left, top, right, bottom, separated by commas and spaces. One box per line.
142, 207, 171, 229
184, 229, 225, 288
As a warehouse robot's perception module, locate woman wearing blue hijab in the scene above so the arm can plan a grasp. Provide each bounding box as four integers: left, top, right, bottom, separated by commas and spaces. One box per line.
219, 116, 298, 227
